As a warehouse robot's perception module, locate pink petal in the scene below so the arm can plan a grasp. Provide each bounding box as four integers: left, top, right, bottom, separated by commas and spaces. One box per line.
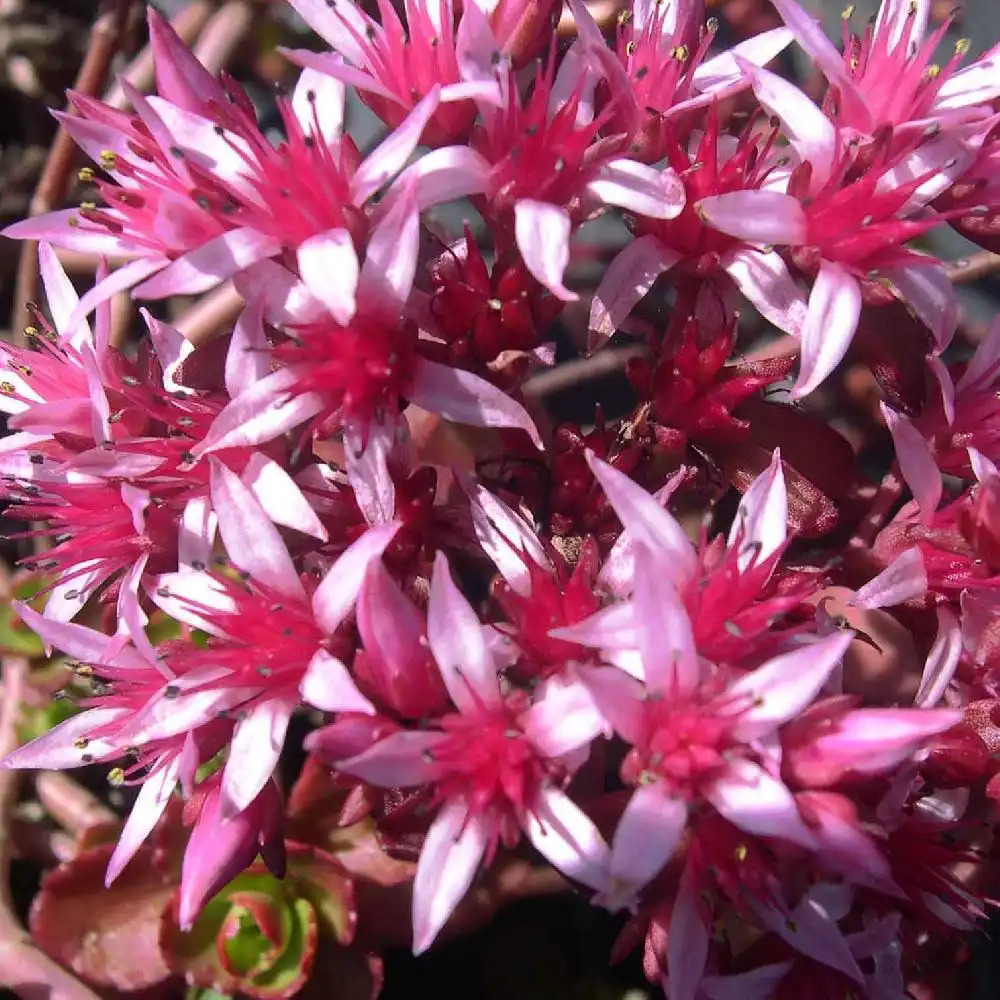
956, 316, 1000, 393
883, 263, 958, 351
221, 696, 295, 818
209, 457, 306, 601
65, 257, 168, 334
589, 236, 680, 349
699, 963, 794, 1000
698, 191, 808, 246
106, 753, 181, 884
45, 561, 106, 624
694, 26, 795, 89
283, 0, 370, 69
936, 51, 1000, 110
707, 759, 814, 848
514, 199, 578, 301
178, 495, 217, 572
585, 160, 685, 220
727, 631, 853, 741
283, 48, 402, 106
2, 209, 148, 256
970, 446, 1000, 483
38, 242, 88, 347
793, 260, 861, 399
234, 260, 326, 326
0, 706, 127, 770
134, 229, 281, 299
607, 784, 687, 908
192, 367, 325, 457
728, 448, 786, 570
310, 520, 401, 634
739, 59, 836, 181
927, 354, 955, 426
408, 358, 543, 449
358, 184, 419, 321
548, 602, 636, 651
241, 453, 328, 540
851, 547, 929, 610
12, 600, 147, 669
666, 861, 711, 1000
300, 648, 375, 714
428, 551, 500, 713
881, 402, 941, 520
345, 418, 398, 526
147, 7, 227, 112
524, 786, 610, 893
338, 730, 447, 788
765, 2, 850, 89
143, 309, 195, 395
224, 296, 270, 398
381, 146, 492, 213
585, 452, 697, 584
352, 86, 442, 206
523, 674, 608, 758
576, 665, 646, 744
412, 799, 489, 954
455, 0, 503, 93
633, 546, 699, 696
467, 482, 551, 596
148, 571, 236, 636
292, 66, 346, 145
296, 228, 359, 325
723, 247, 807, 336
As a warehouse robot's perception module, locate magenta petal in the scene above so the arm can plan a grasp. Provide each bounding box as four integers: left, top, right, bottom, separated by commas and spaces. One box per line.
585, 160, 685, 220
178, 496, 217, 572
707, 759, 815, 848
698, 191, 808, 246
300, 648, 374, 714
793, 260, 862, 399
338, 730, 447, 788
296, 228, 359, 325
767, 1, 851, 90
134, 229, 281, 299
221, 696, 295, 819
428, 551, 500, 713
193, 367, 325, 456
352, 86, 442, 206
693, 25, 794, 89
385, 145, 492, 213
524, 787, 610, 893
0, 706, 126, 770
585, 452, 697, 583
727, 631, 853, 741
37, 242, 88, 346
240, 453, 328, 541
148, 572, 236, 636
728, 448, 786, 571
408, 358, 543, 449
514, 199, 578, 301
723, 247, 807, 336
2, 209, 147, 256
607, 784, 687, 907
957, 316, 1000, 393
699, 963, 794, 1000
224, 296, 270, 398
310, 520, 401, 634
666, 861, 711, 1000
881, 403, 941, 520
209, 457, 306, 602
358, 183, 419, 321
105, 754, 180, 884
66, 258, 168, 333
851, 547, 928, 609
523, 675, 607, 758
412, 799, 489, 954
916, 609, 962, 708
345, 418, 398, 526
589, 236, 680, 349
292, 66, 346, 145
147, 7, 227, 112
143, 310, 195, 395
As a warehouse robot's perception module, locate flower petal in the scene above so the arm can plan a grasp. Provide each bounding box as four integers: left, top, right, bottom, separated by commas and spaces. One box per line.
408, 358, 543, 449
210, 457, 306, 601
881, 402, 941, 520
523, 674, 608, 758
698, 191, 808, 247
723, 247, 807, 336
883, 262, 958, 352
514, 199, 578, 301
296, 228, 359, 326
428, 551, 500, 713
300, 648, 375, 714
728, 631, 853, 741
358, 184, 419, 322
585, 160, 685, 220
524, 787, 610, 893
338, 731, 447, 788
412, 799, 489, 954
793, 260, 861, 399
915, 607, 962, 708
728, 448, 786, 571
850, 547, 929, 609
240, 453, 328, 540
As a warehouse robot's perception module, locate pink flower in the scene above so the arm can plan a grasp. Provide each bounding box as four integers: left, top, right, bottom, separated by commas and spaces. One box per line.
568, 0, 793, 162
698, 62, 988, 395
188, 192, 543, 466
771, 0, 1000, 142
307, 551, 611, 953
285, 0, 503, 145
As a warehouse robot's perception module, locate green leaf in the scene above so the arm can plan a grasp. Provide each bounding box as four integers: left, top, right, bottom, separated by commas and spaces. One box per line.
16, 695, 79, 743
0, 599, 44, 657
247, 897, 317, 999
286, 845, 356, 946
186, 988, 233, 1000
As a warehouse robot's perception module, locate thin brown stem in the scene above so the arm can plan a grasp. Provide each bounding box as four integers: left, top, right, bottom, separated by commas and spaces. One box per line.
10, 0, 135, 343
945, 250, 1000, 285
174, 281, 246, 346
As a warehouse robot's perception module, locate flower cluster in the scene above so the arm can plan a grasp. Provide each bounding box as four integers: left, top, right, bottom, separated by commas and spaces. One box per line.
3, 0, 1000, 996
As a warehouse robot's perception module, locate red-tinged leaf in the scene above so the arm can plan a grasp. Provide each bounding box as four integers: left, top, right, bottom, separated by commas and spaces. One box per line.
30, 844, 175, 991
854, 300, 932, 414
714, 441, 840, 538
286, 844, 357, 946
950, 212, 1000, 256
